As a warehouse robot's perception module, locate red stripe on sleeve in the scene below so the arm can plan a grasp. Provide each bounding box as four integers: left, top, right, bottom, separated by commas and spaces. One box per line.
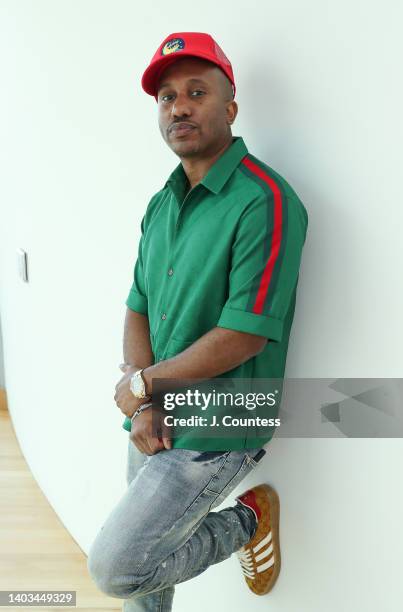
242, 157, 283, 315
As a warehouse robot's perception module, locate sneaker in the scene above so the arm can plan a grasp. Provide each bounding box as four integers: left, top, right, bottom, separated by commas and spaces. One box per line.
235, 484, 281, 595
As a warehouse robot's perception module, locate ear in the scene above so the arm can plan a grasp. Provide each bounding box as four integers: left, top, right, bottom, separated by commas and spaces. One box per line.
226, 99, 238, 125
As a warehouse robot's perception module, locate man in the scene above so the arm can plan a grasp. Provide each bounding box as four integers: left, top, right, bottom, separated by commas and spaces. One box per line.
87, 32, 308, 611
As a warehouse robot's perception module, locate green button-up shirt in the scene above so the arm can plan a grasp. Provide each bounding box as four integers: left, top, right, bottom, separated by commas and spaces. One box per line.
124, 136, 308, 450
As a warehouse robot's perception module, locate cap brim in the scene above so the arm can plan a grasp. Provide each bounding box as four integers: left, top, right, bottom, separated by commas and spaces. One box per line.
141, 51, 226, 100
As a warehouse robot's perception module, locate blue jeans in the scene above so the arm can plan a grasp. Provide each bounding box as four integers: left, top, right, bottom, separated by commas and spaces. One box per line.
87, 437, 266, 611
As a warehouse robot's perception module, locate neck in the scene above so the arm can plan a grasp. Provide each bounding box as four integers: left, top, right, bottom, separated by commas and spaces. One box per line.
181, 135, 234, 190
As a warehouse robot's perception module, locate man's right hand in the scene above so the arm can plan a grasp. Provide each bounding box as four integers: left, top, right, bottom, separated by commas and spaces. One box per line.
119, 363, 133, 373
130, 406, 172, 455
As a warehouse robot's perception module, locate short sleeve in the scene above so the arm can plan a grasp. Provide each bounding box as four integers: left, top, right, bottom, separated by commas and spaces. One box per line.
216, 192, 308, 342
125, 214, 148, 315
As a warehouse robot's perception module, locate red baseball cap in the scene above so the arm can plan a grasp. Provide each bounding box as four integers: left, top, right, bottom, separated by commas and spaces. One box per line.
141, 32, 236, 102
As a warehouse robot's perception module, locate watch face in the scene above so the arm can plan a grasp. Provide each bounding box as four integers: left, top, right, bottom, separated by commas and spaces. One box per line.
130, 372, 144, 397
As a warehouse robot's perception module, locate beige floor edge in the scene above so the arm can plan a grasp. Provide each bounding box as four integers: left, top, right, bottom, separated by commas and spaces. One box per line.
0, 387, 121, 611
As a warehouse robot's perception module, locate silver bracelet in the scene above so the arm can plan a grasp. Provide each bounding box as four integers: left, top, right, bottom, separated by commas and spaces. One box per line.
131, 401, 154, 423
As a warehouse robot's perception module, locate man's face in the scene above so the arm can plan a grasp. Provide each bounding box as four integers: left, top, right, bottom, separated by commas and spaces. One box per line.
156, 57, 237, 159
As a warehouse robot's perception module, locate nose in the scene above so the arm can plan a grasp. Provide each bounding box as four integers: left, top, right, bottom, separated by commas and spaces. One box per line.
171, 91, 192, 119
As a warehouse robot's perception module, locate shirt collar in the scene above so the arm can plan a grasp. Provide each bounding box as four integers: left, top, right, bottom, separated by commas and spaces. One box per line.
163, 136, 249, 200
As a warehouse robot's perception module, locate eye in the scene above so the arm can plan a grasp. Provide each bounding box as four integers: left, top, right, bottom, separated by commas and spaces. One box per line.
160, 90, 205, 103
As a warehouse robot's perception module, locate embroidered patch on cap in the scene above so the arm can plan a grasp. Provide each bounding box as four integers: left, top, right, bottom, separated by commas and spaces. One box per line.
161, 38, 185, 55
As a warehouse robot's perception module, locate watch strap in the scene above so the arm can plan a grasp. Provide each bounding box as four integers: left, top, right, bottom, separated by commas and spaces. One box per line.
139, 368, 150, 396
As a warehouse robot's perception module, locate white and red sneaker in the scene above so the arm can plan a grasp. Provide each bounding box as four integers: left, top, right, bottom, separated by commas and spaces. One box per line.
235, 484, 281, 595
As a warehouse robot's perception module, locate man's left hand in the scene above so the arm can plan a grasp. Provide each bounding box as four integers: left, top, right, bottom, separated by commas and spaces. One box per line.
114, 365, 148, 418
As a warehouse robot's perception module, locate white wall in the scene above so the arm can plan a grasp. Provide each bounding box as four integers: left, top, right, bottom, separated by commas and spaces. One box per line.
0, 329, 4, 387
0, 1, 402, 611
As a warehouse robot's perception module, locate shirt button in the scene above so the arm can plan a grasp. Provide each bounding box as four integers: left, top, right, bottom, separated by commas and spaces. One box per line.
168, 268, 173, 276
161, 313, 167, 320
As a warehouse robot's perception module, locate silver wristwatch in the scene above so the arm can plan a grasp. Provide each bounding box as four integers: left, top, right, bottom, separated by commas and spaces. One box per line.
129, 368, 150, 399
